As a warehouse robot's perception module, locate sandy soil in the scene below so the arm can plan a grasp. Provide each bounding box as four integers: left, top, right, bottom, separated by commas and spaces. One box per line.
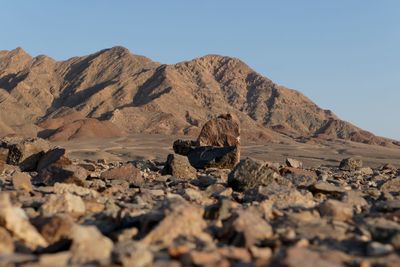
53, 134, 400, 168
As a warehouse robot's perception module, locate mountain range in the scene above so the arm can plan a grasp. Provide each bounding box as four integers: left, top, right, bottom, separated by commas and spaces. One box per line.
0, 46, 398, 146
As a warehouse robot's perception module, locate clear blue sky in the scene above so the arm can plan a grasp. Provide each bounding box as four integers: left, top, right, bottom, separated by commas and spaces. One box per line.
1, 1, 399, 139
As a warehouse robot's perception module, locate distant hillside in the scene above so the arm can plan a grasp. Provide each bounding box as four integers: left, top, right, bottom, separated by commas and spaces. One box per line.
0, 46, 397, 146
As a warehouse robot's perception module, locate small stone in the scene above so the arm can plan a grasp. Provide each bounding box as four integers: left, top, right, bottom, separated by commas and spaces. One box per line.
69, 225, 113, 265
366, 242, 394, 256
53, 182, 99, 198
11, 171, 33, 192
380, 177, 400, 193
390, 234, 400, 250
40, 192, 86, 216
100, 163, 143, 187
339, 157, 363, 171
286, 158, 303, 168
319, 199, 353, 221
161, 153, 197, 179
143, 203, 209, 246
360, 167, 374, 175
114, 241, 153, 267
228, 158, 287, 191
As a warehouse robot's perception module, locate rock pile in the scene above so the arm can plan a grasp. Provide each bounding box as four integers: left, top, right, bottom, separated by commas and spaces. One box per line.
0, 136, 399, 266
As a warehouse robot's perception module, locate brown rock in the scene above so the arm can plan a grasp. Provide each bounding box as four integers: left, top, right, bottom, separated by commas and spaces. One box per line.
339, 157, 363, 171
40, 192, 86, 216
285, 158, 303, 168
319, 199, 353, 221
36, 147, 66, 170
228, 157, 288, 191
0, 193, 48, 249
69, 225, 113, 265
197, 114, 240, 147
100, 163, 143, 187
11, 171, 33, 192
0, 147, 8, 172
1, 137, 50, 171
0, 227, 14, 254
53, 182, 99, 198
162, 153, 197, 179
38, 163, 88, 186
380, 177, 400, 194
143, 203, 209, 246
35, 214, 75, 245
220, 208, 273, 247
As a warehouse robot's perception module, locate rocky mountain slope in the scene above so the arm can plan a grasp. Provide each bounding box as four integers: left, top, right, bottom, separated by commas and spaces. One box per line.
0, 46, 397, 146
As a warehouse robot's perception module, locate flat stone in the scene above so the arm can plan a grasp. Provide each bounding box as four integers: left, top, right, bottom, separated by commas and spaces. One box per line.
367, 242, 394, 256
100, 163, 143, 187
161, 153, 197, 179
309, 181, 345, 194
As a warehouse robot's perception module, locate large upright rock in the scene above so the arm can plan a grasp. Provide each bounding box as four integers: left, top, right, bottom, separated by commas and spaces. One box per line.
197, 114, 240, 147
0, 137, 50, 171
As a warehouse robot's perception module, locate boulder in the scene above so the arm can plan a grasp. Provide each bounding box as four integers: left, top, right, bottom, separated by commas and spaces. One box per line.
0, 193, 48, 249
37, 147, 66, 171
162, 154, 197, 179
339, 157, 363, 171
188, 146, 239, 169
100, 163, 143, 187
1, 137, 50, 171
228, 158, 285, 191
197, 113, 240, 147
